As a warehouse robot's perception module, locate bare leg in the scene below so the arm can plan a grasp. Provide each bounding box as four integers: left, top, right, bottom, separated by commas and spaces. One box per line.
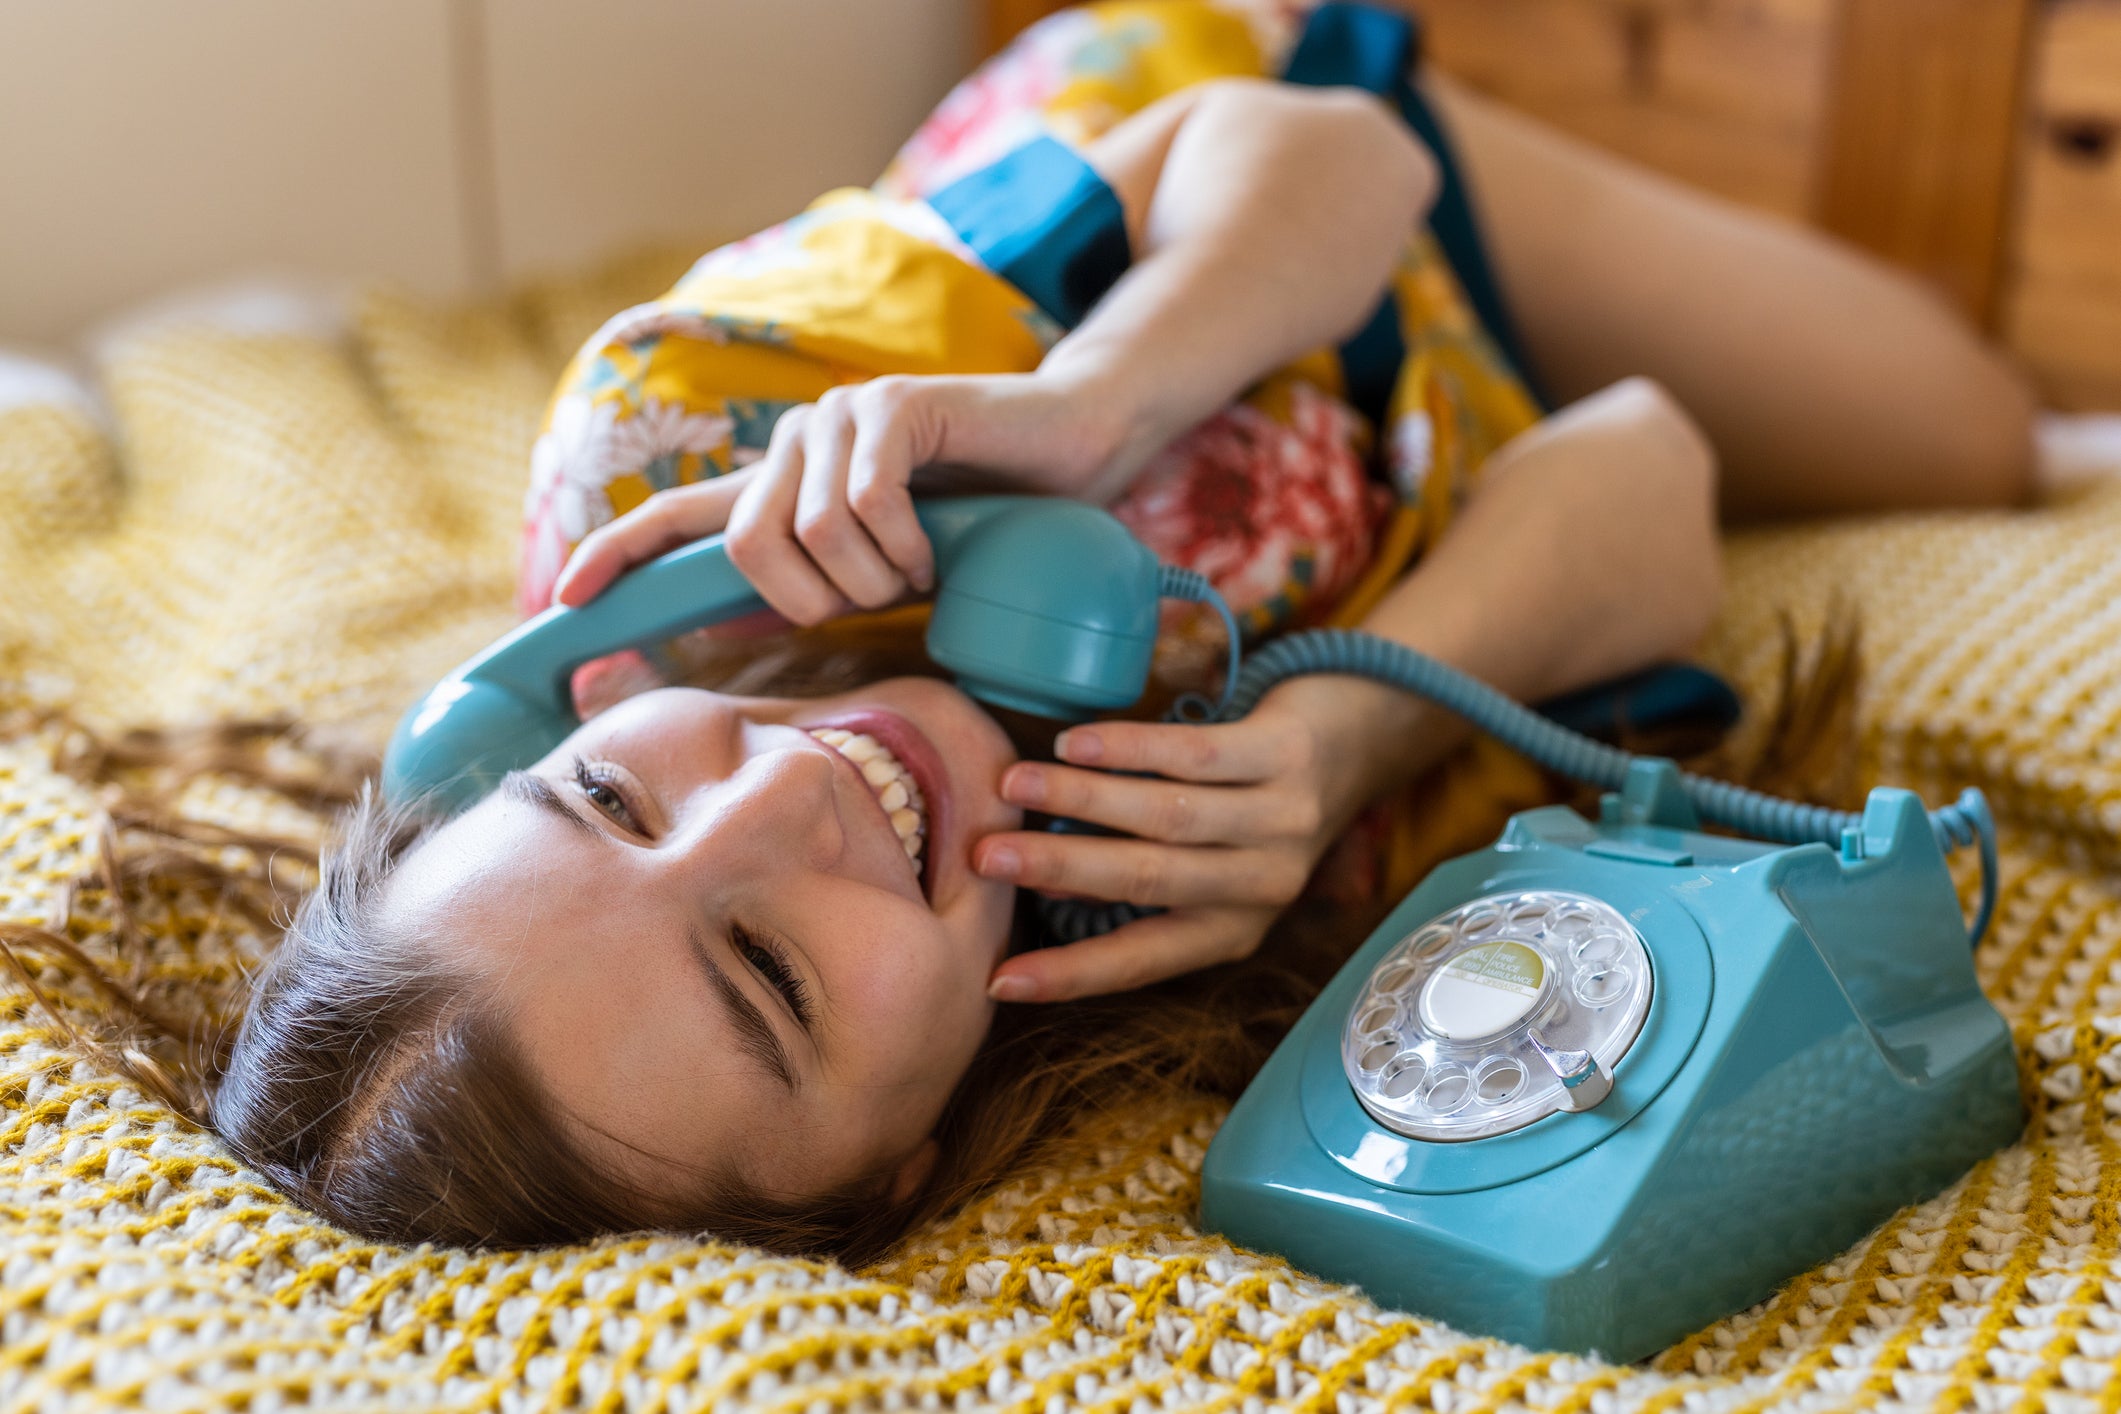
1426, 74, 2037, 520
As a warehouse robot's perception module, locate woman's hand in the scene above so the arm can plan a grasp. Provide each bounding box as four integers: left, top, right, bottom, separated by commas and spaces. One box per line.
977, 676, 1413, 1003
551, 371, 1132, 617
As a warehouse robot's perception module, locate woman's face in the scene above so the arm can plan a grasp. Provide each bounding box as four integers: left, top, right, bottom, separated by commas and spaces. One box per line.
379, 677, 1023, 1209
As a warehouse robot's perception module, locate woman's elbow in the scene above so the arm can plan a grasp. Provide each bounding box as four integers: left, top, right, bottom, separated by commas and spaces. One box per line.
1303, 87, 1438, 237
1193, 79, 1438, 239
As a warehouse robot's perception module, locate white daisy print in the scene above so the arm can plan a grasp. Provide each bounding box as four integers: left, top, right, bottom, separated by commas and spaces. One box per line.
604, 397, 735, 491
1388, 409, 1434, 502
527, 394, 624, 542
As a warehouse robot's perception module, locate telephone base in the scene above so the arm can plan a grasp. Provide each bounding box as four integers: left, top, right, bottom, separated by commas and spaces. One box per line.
1200, 773, 2020, 1361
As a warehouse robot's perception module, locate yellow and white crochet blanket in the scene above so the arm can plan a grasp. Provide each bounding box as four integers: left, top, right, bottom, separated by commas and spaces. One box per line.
4, 265, 2121, 1413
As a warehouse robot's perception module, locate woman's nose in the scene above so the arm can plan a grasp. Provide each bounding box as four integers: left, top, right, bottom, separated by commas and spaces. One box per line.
670, 740, 845, 872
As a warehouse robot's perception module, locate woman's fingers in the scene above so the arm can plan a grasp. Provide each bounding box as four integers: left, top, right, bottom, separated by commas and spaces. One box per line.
987, 906, 1270, 1002
556, 382, 948, 622
999, 761, 1319, 845
720, 389, 938, 619
552, 470, 755, 608
793, 395, 907, 609
1053, 714, 1315, 784
725, 412, 849, 625
974, 828, 1307, 909
845, 397, 934, 593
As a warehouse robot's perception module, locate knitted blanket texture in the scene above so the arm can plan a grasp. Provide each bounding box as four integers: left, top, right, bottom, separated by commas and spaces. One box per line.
4, 264, 2121, 1413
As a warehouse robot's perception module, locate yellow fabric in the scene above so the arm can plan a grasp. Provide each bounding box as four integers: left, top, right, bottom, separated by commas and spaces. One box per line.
1012, 0, 1268, 141
7, 274, 2121, 1411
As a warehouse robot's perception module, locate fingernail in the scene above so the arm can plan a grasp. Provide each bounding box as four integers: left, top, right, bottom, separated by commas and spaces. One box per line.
912, 566, 935, 593
988, 974, 1038, 1003
1002, 764, 1046, 807
1057, 729, 1102, 764
979, 843, 1022, 879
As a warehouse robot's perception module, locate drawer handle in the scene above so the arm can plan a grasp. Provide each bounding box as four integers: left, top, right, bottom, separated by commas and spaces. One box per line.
2046, 115, 2118, 166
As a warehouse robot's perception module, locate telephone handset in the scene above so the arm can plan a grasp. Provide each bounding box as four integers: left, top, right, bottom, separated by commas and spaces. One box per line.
383, 496, 1189, 813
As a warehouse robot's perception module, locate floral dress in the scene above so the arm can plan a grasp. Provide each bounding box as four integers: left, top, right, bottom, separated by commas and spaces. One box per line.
518, 0, 1562, 898
520, 0, 1542, 637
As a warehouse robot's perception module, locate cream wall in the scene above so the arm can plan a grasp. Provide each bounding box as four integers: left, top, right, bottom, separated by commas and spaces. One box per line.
0, 0, 972, 347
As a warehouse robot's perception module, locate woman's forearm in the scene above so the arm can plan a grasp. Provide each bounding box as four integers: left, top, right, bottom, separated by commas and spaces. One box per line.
1039, 80, 1437, 501
1287, 378, 1725, 835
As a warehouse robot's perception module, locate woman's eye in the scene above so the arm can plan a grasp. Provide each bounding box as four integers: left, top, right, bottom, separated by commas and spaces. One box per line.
736, 925, 815, 1028
572, 757, 640, 830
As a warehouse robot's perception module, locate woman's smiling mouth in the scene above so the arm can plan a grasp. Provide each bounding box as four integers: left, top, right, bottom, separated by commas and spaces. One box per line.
806, 727, 927, 870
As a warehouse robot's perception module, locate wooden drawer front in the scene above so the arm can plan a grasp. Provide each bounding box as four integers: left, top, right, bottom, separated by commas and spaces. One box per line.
1417, 0, 1835, 221
2006, 0, 2121, 410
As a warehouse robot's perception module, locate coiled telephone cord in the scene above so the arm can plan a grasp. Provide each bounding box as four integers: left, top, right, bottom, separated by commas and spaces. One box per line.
1040, 581, 1998, 950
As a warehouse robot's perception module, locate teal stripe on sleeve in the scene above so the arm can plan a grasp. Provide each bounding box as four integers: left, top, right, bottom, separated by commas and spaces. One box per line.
926, 136, 1133, 329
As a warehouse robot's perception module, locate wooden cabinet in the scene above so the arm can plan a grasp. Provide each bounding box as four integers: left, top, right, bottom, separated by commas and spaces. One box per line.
984, 0, 2121, 410
2006, 0, 2121, 409
1414, 0, 1835, 224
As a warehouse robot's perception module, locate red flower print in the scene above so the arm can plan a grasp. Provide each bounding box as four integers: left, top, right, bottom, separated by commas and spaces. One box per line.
1111, 383, 1389, 627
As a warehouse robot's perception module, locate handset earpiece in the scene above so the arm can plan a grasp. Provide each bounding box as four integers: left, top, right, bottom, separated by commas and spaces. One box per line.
381, 496, 1167, 813
921, 498, 1162, 718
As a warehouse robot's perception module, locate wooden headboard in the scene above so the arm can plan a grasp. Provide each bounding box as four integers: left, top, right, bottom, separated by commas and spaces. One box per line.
983, 0, 2121, 411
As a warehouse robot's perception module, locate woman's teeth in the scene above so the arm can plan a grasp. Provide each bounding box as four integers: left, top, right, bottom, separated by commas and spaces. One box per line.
808, 728, 927, 869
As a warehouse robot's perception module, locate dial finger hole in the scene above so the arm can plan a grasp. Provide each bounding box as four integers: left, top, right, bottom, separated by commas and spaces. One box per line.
1506, 899, 1548, 931
1380, 1056, 1428, 1100
1476, 1059, 1526, 1105
1409, 924, 1454, 958
1422, 1066, 1472, 1114
1573, 930, 1627, 965
1456, 905, 1505, 940
1360, 1039, 1401, 1072
1356, 1003, 1399, 1036
1371, 963, 1415, 995
1575, 965, 1632, 1007
1547, 904, 1600, 941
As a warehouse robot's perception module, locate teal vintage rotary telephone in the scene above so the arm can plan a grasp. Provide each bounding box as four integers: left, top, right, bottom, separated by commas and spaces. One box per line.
384, 495, 2021, 1361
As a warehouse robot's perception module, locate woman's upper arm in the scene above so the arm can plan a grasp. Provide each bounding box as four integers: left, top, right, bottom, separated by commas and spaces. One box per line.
1080, 79, 1434, 260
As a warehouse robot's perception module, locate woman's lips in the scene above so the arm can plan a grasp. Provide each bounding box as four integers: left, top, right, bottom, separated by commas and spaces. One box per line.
799, 707, 950, 906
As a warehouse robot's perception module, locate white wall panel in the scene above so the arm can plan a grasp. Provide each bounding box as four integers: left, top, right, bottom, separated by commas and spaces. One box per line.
0, 0, 468, 346
482, 0, 972, 279
0, 0, 973, 345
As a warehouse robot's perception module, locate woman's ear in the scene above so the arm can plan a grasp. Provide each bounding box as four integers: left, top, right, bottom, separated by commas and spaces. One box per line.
568, 651, 669, 720
889, 1137, 940, 1206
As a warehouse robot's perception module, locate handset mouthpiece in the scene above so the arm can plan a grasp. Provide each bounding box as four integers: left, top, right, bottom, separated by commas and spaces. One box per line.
381, 527, 771, 811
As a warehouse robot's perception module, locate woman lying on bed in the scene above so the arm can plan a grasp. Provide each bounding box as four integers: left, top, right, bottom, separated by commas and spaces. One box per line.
114, 2, 2036, 1259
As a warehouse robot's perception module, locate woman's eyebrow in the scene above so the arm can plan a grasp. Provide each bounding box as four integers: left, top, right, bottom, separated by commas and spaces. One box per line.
502, 771, 601, 840
687, 925, 799, 1092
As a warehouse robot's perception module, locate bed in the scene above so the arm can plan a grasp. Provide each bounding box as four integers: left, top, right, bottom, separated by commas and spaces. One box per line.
7, 4, 2121, 1409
